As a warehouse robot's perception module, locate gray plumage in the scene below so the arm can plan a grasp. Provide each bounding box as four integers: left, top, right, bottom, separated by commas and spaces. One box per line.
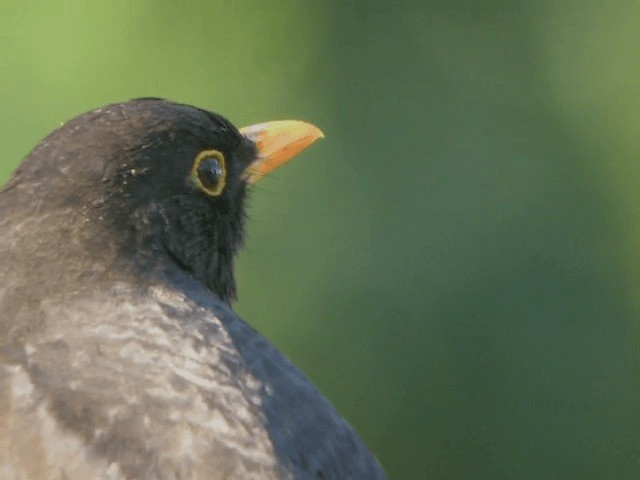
0, 99, 385, 479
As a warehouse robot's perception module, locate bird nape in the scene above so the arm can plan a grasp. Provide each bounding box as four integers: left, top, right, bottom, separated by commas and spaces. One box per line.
0, 99, 386, 480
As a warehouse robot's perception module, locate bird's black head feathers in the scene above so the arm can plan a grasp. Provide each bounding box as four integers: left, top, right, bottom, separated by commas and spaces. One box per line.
3, 99, 259, 302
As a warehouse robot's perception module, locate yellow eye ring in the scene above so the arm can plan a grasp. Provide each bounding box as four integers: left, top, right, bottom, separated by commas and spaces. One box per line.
190, 149, 227, 197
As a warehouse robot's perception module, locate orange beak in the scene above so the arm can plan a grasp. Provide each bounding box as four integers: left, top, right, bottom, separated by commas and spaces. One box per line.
239, 120, 324, 184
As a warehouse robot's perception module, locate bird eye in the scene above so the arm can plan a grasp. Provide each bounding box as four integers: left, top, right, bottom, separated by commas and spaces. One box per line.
191, 150, 226, 196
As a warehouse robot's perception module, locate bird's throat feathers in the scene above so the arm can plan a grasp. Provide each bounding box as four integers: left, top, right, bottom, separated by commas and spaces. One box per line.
126, 194, 246, 304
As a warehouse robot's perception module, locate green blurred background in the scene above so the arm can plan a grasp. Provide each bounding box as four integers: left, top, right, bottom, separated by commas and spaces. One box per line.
2, 1, 640, 478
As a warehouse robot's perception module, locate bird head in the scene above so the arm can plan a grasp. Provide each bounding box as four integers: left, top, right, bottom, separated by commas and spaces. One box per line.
5, 99, 323, 302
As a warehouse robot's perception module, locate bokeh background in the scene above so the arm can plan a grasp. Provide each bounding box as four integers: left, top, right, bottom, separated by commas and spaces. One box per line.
2, 1, 640, 478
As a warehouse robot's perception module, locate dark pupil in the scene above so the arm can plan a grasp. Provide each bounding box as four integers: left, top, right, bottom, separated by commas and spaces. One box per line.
197, 157, 222, 189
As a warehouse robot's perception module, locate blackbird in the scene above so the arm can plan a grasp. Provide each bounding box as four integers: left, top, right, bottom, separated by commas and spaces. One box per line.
0, 99, 386, 480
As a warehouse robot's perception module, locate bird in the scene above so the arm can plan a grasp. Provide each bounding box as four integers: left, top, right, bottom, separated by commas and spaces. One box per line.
0, 99, 386, 480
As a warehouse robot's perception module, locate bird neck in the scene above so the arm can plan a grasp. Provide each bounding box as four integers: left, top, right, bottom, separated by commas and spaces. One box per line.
127, 196, 245, 304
